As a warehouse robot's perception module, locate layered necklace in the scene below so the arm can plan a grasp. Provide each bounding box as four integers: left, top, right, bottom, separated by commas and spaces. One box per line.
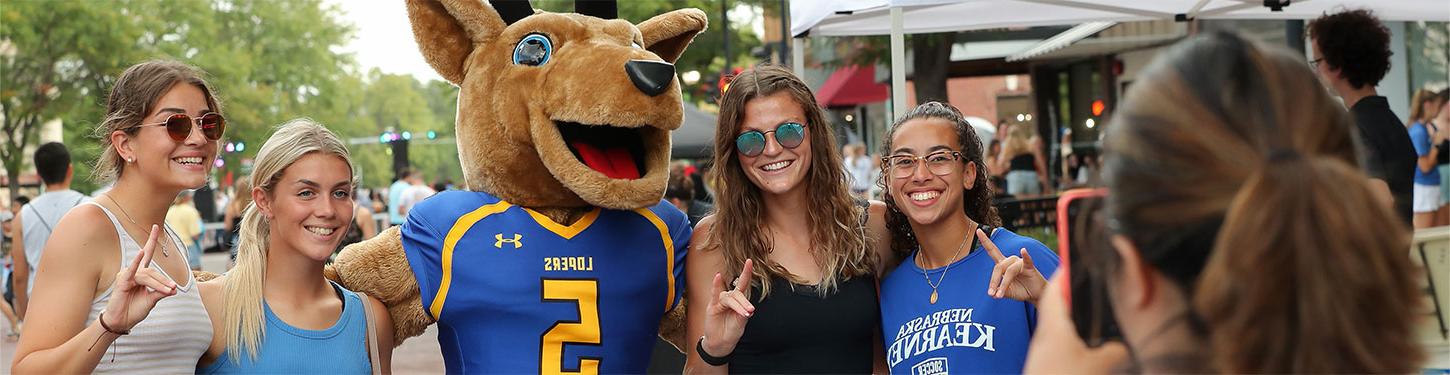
917, 232, 974, 304
102, 194, 171, 258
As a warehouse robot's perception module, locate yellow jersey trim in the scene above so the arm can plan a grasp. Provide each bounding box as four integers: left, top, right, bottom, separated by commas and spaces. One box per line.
633, 208, 676, 313
430, 201, 513, 319
523, 207, 600, 240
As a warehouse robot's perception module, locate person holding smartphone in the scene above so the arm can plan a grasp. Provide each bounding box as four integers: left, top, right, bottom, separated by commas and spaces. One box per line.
1024, 31, 1424, 373
877, 101, 1060, 374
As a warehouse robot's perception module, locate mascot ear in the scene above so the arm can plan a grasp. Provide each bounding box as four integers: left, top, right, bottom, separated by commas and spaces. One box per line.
637, 8, 708, 64
406, 0, 508, 84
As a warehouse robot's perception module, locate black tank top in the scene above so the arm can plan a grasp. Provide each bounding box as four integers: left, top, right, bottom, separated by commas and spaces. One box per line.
728, 274, 879, 374
1009, 154, 1035, 171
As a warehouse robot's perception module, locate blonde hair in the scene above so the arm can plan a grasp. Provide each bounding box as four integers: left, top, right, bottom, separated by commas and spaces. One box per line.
223, 119, 355, 362
93, 60, 222, 183
707, 64, 872, 298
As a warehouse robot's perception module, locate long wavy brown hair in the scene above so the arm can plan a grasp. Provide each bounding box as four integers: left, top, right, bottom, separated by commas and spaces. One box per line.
705, 64, 871, 298
1102, 31, 1422, 373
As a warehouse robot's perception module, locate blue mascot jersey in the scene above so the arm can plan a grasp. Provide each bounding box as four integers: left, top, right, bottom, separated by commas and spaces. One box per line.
401, 190, 691, 374
879, 228, 1059, 375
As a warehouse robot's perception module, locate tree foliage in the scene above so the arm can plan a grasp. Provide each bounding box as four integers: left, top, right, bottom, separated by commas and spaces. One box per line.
3, 0, 746, 200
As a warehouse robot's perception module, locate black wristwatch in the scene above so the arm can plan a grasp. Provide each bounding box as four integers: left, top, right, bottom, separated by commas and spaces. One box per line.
696, 336, 733, 366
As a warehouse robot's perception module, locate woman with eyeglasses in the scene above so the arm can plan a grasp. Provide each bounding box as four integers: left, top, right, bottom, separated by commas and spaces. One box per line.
12, 60, 224, 373
877, 102, 1059, 374
684, 64, 892, 373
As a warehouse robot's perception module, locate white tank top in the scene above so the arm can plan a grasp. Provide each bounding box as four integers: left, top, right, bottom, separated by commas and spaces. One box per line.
84, 202, 213, 374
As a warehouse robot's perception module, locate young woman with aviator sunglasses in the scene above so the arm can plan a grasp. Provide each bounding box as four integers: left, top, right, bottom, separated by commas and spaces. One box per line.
12, 60, 225, 374
876, 102, 1059, 374
685, 65, 893, 373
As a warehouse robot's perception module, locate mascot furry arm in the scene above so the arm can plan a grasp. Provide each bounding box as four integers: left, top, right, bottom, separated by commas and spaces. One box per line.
323, 0, 705, 372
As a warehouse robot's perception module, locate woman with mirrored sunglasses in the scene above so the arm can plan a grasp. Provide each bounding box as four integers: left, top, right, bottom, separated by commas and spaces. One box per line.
684, 64, 893, 374
13, 60, 223, 374
875, 101, 1060, 374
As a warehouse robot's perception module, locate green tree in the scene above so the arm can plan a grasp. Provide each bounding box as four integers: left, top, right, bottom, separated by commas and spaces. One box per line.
534, 0, 762, 105
1, 0, 157, 199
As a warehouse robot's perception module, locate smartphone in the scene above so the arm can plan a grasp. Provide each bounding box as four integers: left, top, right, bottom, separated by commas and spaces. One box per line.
1055, 188, 1122, 347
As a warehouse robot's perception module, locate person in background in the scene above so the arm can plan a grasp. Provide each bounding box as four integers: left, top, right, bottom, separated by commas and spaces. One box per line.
1432, 89, 1450, 226
666, 163, 713, 227
167, 191, 204, 271
386, 168, 415, 226
223, 179, 253, 266
1024, 31, 1423, 373
1309, 8, 1417, 226
845, 143, 874, 199
396, 173, 434, 219
12, 142, 90, 320
1409, 88, 1445, 228
998, 123, 1052, 196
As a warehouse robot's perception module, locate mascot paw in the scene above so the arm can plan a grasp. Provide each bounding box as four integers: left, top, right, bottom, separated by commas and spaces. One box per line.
330, 226, 435, 345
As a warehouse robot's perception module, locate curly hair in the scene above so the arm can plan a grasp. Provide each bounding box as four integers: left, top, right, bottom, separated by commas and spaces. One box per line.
1308, 9, 1392, 90
879, 101, 1001, 260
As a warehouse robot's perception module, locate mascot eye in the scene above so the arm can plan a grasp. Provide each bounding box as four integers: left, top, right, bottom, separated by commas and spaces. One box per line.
631, 41, 642, 49
513, 34, 553, 66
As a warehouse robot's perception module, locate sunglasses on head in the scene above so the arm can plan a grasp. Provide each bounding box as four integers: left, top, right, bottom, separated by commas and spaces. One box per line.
134, 112, 226, 142
735, 122, 806, 157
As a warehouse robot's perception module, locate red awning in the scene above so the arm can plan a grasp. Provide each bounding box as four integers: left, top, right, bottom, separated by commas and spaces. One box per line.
815, 65, 887, 108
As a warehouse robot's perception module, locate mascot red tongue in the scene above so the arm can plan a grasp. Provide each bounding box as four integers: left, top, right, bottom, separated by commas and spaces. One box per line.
572, 141, 640, 179
323, 0, 706, 373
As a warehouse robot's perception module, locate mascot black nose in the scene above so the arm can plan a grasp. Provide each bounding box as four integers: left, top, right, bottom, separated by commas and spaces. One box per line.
625, 60, 675, 97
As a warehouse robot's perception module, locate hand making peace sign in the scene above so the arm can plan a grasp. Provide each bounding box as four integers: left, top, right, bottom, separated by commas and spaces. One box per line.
700, 258, 756, 358
980, 228, 1047, 304
100, 224, 179, 333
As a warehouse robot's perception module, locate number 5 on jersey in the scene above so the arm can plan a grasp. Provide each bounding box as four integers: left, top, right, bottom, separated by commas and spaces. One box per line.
542, 279, 601, 375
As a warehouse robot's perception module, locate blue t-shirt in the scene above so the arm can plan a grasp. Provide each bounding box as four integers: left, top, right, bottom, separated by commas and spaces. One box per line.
880, 228, 1060, 375
401, 190, 690, 374
388, 179, 411, 225
1410, 121, 1441, 185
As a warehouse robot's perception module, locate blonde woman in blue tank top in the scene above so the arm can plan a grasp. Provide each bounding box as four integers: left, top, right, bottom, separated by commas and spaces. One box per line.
13, 60, 222, 374
196, 119, 394, 373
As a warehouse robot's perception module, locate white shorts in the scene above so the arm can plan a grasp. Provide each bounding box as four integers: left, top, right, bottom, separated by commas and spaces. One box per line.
1413, 184, 1443, 213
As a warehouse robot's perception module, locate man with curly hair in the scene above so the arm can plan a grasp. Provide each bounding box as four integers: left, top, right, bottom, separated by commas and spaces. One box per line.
1309, 9, 1417, 226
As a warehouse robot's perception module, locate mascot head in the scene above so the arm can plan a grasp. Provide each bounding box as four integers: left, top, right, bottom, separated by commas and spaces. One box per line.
406, 0, 707, 210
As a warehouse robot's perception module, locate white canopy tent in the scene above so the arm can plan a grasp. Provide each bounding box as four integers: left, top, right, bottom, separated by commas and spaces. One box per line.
789, 0, 1450, 119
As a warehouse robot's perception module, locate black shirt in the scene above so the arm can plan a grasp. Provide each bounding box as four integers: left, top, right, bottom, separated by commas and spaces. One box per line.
727, 275, 879, 374
1350, 96, 1416, 226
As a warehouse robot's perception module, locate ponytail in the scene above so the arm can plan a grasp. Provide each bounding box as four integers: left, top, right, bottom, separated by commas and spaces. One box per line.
223, 201, 270, 362
1193, 155, 1423, 373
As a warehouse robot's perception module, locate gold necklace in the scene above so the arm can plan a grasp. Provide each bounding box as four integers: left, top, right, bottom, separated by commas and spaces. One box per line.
102, 194, 170, 257
918, 233, 971, 304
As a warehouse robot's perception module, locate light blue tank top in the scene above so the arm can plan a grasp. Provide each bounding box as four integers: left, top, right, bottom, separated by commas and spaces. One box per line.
201, 281, 372, 374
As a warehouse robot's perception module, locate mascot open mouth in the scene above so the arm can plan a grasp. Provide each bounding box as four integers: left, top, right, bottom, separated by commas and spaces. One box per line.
558, 121, 648, 180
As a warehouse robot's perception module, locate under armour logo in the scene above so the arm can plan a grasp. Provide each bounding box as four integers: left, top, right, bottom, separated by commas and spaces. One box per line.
494, 233, 523, 249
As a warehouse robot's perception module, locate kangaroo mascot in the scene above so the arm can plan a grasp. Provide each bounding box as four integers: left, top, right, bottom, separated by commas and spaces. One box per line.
323, 0, 706, 372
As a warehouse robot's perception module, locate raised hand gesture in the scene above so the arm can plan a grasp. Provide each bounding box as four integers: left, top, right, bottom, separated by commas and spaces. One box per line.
100, 225, 178, 333
981, 228, 1047, 304
701, 259, 755, 358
